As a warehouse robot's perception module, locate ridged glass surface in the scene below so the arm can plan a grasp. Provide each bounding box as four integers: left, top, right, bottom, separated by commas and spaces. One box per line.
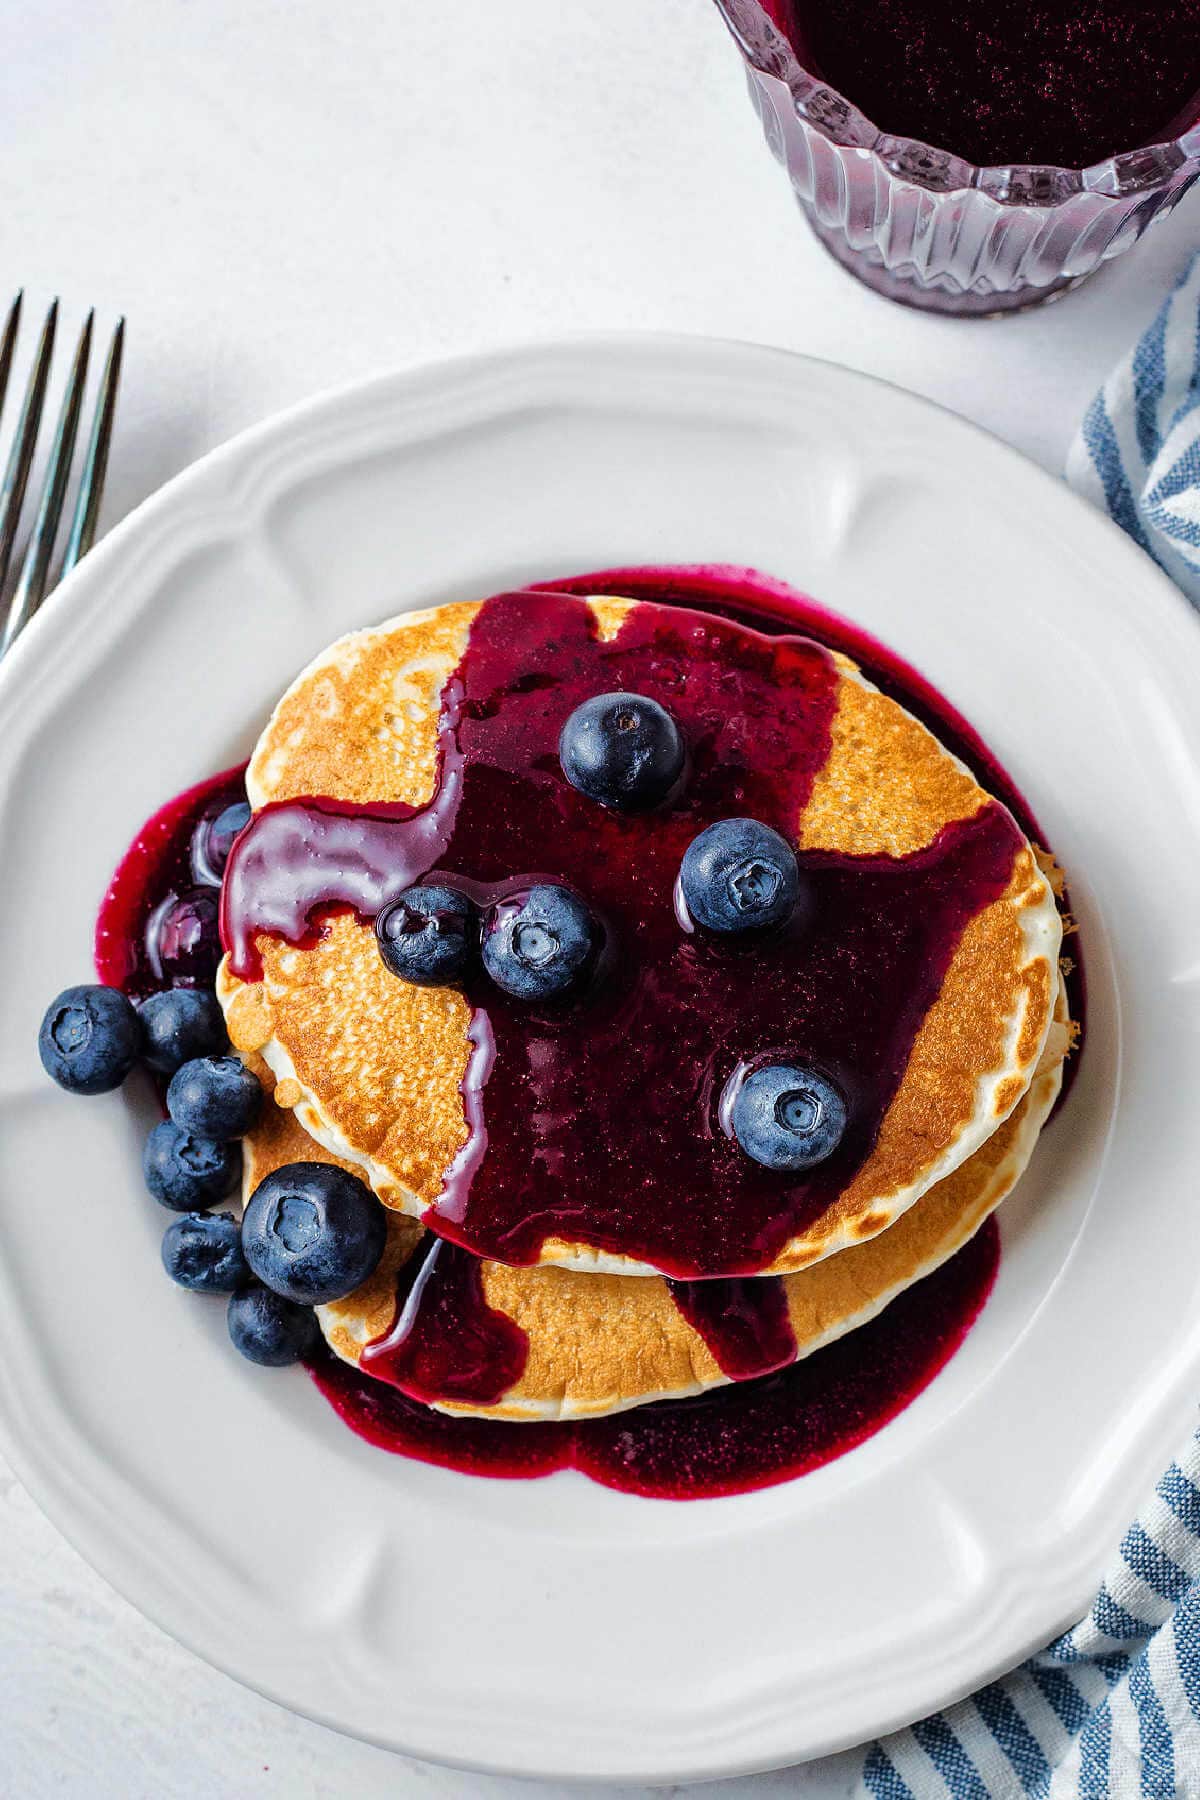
714, 0, 1200, 315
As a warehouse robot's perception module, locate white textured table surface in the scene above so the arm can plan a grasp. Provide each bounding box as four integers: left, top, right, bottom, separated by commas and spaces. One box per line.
3, 3, 1197, 1795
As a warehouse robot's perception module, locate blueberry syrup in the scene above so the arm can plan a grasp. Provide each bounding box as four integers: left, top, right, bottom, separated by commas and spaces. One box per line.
310, 1218, 999, 1499
359, 1236, 529, 1407
763, 0, 1200, 170
223, 589, 1024, 1277
665, 1274, 797, 1379
553, 566, 1040, 838
95, 765, 249, 1000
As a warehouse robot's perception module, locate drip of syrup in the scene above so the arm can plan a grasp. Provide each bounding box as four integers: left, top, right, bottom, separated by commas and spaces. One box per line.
555, 564, 1085, 1114
666, 1274, 798, 1380
360, 1236, 529, 1408
361, 1227, 802, 1405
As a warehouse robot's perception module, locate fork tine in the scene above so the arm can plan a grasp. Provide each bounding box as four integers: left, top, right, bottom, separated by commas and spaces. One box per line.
0, 297, 57, 596
0, 292, 22, 424
60, 315, 123, 579
0, 310, 93, 655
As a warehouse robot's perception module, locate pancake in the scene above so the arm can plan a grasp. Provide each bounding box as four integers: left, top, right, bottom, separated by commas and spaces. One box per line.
241, 985, 1070, 1420
218, 591, 1062, 1279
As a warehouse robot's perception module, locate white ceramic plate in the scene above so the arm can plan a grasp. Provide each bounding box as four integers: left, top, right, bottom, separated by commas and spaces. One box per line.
0, 338, 1196, 1784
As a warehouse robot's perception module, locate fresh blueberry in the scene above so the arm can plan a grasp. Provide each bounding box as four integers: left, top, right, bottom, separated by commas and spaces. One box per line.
190, 798, 251, 885
38, 984, 142, 1095
161, 1211, 249, 1292
242, 1162, 387, 1305
143, 1119, 239, 1211
679, 818, 800, 934
481, 884, 600, 1002
138, 988, 228, 1076
167, 1055, 262, 1141
731, 1065, 847, 1172
147, 886, 223, 987
226, 1284, 318, 1367
558, 691, 686, 812
376, 884, 478, 987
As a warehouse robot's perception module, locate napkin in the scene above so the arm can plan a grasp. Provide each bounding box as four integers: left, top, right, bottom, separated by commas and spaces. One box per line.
1066, 250, 1200, 609
860, 1436, 1200, 1797
859, 257, 1200, 1799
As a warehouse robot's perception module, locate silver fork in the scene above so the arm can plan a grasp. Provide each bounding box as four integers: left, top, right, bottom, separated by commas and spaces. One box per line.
0, 293, 124, 657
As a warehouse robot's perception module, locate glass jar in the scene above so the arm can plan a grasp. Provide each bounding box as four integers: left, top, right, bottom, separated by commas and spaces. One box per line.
713, 0, 1200, 316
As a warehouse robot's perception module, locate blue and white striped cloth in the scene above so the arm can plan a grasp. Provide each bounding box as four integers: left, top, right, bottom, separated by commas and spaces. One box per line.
859, 259, 1200, 1799
1066, 250, 1200, 609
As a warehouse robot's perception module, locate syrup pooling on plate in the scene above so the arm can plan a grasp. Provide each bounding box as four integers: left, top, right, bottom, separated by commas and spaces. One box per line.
223, 590, 1025, 1276
96, 765, 249, 999
361, 1232, 800, 1402
312, 1219, 1000, 1499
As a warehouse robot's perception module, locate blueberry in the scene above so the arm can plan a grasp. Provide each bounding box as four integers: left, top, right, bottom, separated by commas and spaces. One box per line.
167, 1055, 262, 1141
143, 1119, 239, 1211
138, 988, 228, 1076
679, 818, 800, 934
376, 884, 478, 987
731, 1065, 847, 1172
38, 984, 142, 1095
226, 1284, 318, 1367
242, 1162, 387, 1305
481, 884, 600, 1002
559, 691, 686, 812
191, 798, 251, 885
161, 1211, 249, 1292
147, 886, 223, 987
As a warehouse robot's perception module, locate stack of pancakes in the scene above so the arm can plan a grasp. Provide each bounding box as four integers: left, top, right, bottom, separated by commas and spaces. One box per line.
217, 592, 1072, 1423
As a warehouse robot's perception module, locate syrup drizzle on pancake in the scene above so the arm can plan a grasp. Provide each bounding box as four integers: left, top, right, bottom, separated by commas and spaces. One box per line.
560, 562, 1087, 1112
222, 590, 1024, 1276
96, 764, 248, 1000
